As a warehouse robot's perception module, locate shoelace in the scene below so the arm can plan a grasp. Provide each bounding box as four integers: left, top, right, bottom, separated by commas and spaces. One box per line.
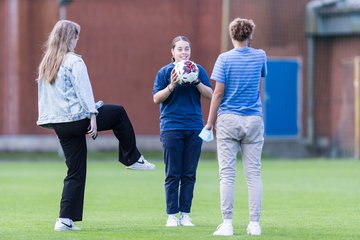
181, 215, 191, 221
169, 216, 178, 220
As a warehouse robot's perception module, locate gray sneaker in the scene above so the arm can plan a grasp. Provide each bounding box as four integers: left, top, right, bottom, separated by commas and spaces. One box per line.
126, 156, 156, 170
54, 218, 80, 231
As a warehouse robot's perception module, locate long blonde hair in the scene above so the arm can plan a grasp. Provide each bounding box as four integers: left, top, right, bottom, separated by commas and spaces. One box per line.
37, 20, 80, 83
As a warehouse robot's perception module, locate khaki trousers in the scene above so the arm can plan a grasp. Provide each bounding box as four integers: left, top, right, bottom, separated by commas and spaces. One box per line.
216, 114, 264, 222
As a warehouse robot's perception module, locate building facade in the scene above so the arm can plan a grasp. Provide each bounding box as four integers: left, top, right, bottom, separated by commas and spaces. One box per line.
1, 0, 360, 157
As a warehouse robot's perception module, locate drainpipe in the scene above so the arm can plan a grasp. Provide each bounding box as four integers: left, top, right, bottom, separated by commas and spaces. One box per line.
3, 0, 20, 134
304, 0, 344, 147
59, 0, 73, 19
354, 57, 360, 158
306, 37, 315, 147
221, 0, 231, 52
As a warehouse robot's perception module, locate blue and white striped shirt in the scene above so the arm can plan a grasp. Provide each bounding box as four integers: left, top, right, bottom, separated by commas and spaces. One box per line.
211, 47, 267, 116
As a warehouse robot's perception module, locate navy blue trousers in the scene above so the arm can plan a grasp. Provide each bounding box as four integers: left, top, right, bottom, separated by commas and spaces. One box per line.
160, 130, 202, 214
52, 104, 141, 221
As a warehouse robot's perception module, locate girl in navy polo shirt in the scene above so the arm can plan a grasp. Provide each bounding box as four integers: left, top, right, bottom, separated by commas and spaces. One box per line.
152, 36, 213, 227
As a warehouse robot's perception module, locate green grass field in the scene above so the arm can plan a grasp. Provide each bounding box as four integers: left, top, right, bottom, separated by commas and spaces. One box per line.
0, 152, 359, 240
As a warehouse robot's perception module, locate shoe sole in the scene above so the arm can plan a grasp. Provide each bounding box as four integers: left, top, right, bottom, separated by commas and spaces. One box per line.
213, 233, 233, 236
126, 167, 155, 170
54, 227, 80, 231
180, 222, 195, 226
247, 227, 261, 236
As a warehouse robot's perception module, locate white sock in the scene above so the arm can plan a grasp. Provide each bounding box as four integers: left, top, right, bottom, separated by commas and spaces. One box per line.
223, 219, 232, 225
168, 214, 177, 218
181, 212, 189, 217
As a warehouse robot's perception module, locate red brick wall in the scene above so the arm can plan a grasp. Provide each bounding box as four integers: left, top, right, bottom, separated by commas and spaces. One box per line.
5, 0, 359, 148
314, 38, 331, 137
0, 1, 4, 132
0, 0, 58, 135
0, 0, 310, 135
18, 1, 58, 134
314, 36, 360, 153
63, 0, 222, 135
231, 0, 309, 137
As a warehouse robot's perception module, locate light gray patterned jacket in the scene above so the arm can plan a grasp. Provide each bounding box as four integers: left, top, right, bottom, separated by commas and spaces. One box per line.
37, 52, 102, 128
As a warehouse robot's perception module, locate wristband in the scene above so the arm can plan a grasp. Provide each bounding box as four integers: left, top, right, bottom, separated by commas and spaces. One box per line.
167, 85, 173, 92
193, 80, 201, 86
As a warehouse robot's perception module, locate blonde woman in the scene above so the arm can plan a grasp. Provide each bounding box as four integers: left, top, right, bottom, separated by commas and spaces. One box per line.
205, 18, 267, 236
37, 20, 155, 231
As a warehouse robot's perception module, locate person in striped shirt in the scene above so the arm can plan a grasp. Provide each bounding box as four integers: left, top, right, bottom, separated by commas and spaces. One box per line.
204, 17, 267, 236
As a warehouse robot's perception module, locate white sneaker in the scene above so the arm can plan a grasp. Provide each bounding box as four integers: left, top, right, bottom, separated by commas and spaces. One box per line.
54, 218, 81, 231
213, 223, 233, 236
179, 214, 194, 226
247, 221, 261, 236
166, 215, 179, 227
126, 156, 155, 170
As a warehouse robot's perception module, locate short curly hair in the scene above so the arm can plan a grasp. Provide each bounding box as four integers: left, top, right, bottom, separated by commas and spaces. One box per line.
229, 18, 255, 42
